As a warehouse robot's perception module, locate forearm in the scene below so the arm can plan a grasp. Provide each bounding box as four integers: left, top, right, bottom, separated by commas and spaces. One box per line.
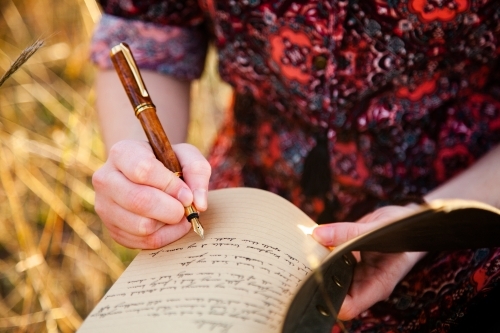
425, 144, 500, 208
95, 69, 191, 153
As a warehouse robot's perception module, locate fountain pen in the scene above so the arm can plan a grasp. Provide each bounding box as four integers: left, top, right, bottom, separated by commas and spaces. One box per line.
109, 42, 204, 239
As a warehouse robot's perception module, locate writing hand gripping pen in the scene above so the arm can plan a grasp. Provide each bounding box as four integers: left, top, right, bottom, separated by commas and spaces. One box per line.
109, 42, 204, 239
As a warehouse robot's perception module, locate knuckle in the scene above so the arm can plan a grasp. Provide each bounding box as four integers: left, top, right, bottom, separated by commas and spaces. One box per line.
94, 199, 106, 217
137, 217, 157, 236
373, 206, 393, 218
144, 232, 164, 249
132, 157, 156, 183
127, 187, 153, 214
162, 172, 178, 191
108, 141, 127, 158
92, 169, 108, 189
175, 142, 193, 152
345, 225, 360, 241
184, 159, 212, 177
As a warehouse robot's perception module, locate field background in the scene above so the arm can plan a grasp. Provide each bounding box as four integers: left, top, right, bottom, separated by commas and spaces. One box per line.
0, 1, 231, 331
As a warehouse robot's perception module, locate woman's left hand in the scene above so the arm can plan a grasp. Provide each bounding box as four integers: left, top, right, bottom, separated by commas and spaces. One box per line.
312, 205, 427, 320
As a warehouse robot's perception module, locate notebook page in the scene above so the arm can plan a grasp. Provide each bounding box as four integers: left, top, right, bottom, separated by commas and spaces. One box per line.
78, 187, 330, 333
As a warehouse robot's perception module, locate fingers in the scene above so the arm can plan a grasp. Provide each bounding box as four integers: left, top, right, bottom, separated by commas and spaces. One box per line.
94, 194, 189, 249
94, 173, 189, 248
312, 222, 374, 247
93, 140, 211, 249
109, 140, 194, 207
173, 143, 211, 211
312, 205, 419, 247
96, 169, 185, 224
311, 205, 428, 320
337, 253, 402, 320
313, 206, 424, 320
95, 182, 184, 234
338, 251, 426, 320
338, 279, 388, 320
108, 141, 211, 210
107, 218, 192, 249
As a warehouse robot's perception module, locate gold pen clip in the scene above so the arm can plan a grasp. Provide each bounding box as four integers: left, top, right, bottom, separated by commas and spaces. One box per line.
111, 43, 149, 98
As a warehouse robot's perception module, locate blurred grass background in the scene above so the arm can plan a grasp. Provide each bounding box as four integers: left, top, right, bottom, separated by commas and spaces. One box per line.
0, 0, 231, 332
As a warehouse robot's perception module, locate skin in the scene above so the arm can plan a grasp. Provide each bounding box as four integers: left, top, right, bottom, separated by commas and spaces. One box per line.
93, 70, 211, 249
93, 69, 500, 320
313, 143, 500, 320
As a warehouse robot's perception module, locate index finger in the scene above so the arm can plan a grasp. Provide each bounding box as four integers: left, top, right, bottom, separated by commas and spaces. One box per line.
173, 143, 211, 211
109, 140, 193, 206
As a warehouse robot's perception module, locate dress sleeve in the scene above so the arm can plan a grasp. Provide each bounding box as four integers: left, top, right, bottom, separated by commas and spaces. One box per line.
90, 0, 208, 80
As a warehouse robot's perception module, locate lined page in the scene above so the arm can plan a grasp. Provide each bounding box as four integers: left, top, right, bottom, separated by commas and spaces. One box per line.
78, 188, 330, 333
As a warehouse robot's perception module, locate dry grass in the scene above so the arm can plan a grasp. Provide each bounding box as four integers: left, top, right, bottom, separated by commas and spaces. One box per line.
0, 1, 230, 332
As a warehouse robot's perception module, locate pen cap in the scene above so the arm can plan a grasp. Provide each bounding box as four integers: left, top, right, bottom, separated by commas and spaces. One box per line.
110, 43, 153, 109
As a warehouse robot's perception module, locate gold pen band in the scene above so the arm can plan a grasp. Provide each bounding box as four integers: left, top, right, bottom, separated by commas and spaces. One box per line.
185, 205, 198, 217
134, 102, 155, 116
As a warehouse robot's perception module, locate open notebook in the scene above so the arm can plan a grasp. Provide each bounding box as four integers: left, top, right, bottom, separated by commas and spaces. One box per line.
78, 187, 500, 333
78, 188, 330, 333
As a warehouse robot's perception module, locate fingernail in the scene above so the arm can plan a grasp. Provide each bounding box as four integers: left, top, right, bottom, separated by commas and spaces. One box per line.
193, 189, 207, 210
312, 225, 332, 244
177, 187, 193, 206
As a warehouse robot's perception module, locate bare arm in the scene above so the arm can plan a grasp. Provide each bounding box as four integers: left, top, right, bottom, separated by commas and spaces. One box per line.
425, 144, 500, 208
95, 69, 191, 151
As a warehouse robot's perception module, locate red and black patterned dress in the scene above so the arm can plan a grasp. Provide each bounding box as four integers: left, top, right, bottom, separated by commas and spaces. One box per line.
91, 1, 500, 331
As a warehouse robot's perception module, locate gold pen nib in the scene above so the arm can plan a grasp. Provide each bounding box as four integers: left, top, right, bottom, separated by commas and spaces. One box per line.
191, 217, 204, 239
185, 205, 204, 239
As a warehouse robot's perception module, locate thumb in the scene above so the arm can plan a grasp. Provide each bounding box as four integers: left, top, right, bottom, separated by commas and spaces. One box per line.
312, 222, 375, 247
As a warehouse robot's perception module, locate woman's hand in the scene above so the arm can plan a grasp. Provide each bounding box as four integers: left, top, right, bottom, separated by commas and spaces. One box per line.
312, 205, 427, 320
92, 140, 211, 249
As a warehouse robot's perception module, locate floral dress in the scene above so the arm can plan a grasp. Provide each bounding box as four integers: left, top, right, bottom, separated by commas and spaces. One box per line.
91, 1, 500, 332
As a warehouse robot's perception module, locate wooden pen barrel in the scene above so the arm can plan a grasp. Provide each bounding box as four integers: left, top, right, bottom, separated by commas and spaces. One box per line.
136, 108, 182, 173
